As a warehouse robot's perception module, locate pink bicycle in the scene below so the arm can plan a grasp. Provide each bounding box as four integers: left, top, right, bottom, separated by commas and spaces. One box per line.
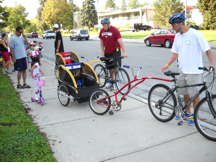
89, 65, 172, 115
31, 75, 45, 106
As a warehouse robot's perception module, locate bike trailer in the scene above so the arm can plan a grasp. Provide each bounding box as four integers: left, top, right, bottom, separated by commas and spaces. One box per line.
57, 62, 99, 104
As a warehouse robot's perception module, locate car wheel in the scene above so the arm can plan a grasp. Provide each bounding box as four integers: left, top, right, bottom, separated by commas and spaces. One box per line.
70, 37, 73, 41
165, 40, 171, 48
136, 29, 139, 32
76, 37, 79, 41
46, 37, 48, 39
85, 38, 89, 40
132, 30, 135, 32
146, 39, 151, 46
43, 37, 44, 39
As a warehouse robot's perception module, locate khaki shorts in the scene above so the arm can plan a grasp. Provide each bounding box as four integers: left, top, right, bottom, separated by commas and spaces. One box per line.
177, 70, 203, 97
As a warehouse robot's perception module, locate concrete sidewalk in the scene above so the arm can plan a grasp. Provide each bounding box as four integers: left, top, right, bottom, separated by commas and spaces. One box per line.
7, 59, 216, 162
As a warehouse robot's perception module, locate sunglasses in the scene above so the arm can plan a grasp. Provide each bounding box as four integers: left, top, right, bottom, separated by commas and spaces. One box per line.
18, 31, 23, 33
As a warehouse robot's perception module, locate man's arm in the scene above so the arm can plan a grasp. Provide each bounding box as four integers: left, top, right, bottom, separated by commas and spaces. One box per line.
117, 38, 127, 58
206, 49, 215, 69
10, 47, 16, 63
56, 39, 61, 53
22, 33, 28, 45
100, 39, 104, 57
161, 53, 178, 73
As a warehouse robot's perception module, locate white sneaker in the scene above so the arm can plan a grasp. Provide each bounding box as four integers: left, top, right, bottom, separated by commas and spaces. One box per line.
106, 83, 113, 89
2, 69, 6, 75
5, 70, 12, 74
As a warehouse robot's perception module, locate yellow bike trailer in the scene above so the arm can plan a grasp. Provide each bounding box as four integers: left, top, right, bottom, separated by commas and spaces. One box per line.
56, 62, 99, 106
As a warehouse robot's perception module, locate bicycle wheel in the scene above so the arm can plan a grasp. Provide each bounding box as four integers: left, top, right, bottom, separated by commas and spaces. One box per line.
115, 68, 131, 95
89, 88, 111, 115
94, 64, 106, 88
148, 84, 177, 122
194, 94, 216, 141
54, 65, 58, 79
58, 83, 70, 106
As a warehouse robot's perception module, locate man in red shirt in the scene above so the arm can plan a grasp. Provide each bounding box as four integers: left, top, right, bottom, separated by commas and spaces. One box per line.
99, 17, 127, 88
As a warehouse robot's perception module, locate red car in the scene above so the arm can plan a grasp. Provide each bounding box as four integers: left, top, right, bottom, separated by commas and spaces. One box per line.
144, 29, 176, 48
30, 32, 38, 38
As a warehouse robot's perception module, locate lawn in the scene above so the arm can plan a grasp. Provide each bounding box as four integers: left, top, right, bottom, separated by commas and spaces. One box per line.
121, 30, 216, 42
0, 68, 56, 162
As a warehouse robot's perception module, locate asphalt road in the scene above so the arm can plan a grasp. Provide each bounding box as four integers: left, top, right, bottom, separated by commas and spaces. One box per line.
30, 37, 216, 99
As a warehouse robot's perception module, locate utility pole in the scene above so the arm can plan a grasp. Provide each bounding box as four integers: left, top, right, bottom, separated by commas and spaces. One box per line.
185, 0, 187, 26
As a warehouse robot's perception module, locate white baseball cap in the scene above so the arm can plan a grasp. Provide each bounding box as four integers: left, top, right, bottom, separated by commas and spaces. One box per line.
53, 24, 59, 28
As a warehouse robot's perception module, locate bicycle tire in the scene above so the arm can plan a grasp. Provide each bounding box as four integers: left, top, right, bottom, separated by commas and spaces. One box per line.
194, 94, 216, 141
58, 83, 70, 106
89, 88, 111, 115
115, 68, 131, 95
148, 84, 176, 122
94, 64, 106, 88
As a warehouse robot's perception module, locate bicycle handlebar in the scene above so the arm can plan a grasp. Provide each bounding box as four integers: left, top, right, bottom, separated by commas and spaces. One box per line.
198, 66, 215, 72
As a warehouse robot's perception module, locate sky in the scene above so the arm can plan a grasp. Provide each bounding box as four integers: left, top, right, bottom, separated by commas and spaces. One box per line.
1, 0, 198, 20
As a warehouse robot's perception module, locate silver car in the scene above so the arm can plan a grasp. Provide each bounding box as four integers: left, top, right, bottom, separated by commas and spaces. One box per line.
70, 30, 90, 41
43, 30, 55, 39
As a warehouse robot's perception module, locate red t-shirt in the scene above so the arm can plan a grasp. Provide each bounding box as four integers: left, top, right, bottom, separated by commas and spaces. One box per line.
99, 26, 121, 54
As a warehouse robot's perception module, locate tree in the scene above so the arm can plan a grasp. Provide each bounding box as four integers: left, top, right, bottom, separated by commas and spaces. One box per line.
37, 0, 48, 31
80, 0, 98, 31
121, 0, 127, 10
197, 0, 216, 30
25, 19, 38, 33
6, 4, 30, 31
128, 0, 149, 9
42, 0, 73, 29
0, 0, 9, 28
153, 0, 183, 28
105, 0, 116, 10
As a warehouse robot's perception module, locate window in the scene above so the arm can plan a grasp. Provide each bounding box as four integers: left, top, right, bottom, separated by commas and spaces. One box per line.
80, 30, 88, 34
160, 30, 168, 34
169, 29, 176, 34
154, 30, 161, 35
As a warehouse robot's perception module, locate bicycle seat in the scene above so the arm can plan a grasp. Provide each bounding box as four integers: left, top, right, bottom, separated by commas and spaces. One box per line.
164, 70, 180, 78
108, 80, 118, 84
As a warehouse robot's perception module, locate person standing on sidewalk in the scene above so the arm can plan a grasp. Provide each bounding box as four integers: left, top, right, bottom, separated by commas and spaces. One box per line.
161, 12, 215, 125
0, 33, 13, 74
53, 24, 64, 54
10, 26, 31, 89
99, 17, 127, 89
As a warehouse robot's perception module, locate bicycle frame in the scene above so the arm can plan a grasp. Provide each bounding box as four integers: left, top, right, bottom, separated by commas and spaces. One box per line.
156, 79, 216, 119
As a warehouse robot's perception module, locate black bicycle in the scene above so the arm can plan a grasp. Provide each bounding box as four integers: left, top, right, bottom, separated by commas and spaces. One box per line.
148, 67, 216, 141
94, 56, 131, 95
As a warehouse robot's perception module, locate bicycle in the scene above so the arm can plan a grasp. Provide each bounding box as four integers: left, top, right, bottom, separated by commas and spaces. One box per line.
89, 65, 163, 115
148, 67, 216, 141
93, 56, 131, 95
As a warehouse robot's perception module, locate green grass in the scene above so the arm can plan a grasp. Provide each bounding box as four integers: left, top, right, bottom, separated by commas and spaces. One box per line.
120, 30, 216, 42
0, 68, 56, 162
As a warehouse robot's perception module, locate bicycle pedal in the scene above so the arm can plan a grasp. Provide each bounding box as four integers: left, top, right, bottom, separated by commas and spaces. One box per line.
177, 121, 184, 126
123, 98, 127, 101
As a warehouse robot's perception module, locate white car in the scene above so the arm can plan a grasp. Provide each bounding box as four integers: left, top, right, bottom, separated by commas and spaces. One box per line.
70, 30, 89, 41
43, 30, 55, 39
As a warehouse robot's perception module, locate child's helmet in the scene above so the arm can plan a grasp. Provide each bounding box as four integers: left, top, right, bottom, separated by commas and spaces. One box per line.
30, 42, 35, 46
33, 40, 37, 43
30, 51, 39, 62
38, 41, 43, 44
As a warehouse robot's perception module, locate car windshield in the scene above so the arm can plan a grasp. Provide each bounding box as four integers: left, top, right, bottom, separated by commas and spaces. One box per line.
169, 29, 176, 34
48, 31, 54, 33
80, 30, 88, 34
33, 33, 37, 34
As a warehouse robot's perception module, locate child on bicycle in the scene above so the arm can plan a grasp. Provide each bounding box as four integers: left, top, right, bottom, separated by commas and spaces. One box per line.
27, 42, 35, 71
30, 51, 45, 101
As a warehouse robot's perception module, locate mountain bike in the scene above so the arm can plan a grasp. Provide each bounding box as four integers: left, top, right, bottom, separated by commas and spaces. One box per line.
148, 67, 216, 141
93, 56, 131, 95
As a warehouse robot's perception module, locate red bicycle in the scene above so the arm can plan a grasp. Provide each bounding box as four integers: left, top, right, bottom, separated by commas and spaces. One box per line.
89, 65, 172, 115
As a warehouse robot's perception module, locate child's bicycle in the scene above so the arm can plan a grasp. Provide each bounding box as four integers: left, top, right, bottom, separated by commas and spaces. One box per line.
89, 65, 216, 141
31, 75, 45, 106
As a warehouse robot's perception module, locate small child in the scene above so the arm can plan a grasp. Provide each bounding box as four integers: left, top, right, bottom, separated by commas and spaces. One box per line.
27, 42, 35, 71
31, 51, 45, 101
38, 41, 43, 62
33, 40, 42, 65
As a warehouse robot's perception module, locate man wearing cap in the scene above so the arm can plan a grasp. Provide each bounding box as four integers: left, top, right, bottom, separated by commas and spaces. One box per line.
99, 17, 127, 89
53, 24, 64, 54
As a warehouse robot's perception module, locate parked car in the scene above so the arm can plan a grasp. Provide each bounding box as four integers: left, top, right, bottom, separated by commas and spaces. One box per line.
130, 23, 152, 32
144, 29, 176, 48
30, 32, 38, 38
42, 30, 55, 39
70, 30, 89, 41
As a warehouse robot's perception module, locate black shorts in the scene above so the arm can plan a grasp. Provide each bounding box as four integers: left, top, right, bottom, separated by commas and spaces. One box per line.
105, 50, 121, 69
14, 57, 27, 71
